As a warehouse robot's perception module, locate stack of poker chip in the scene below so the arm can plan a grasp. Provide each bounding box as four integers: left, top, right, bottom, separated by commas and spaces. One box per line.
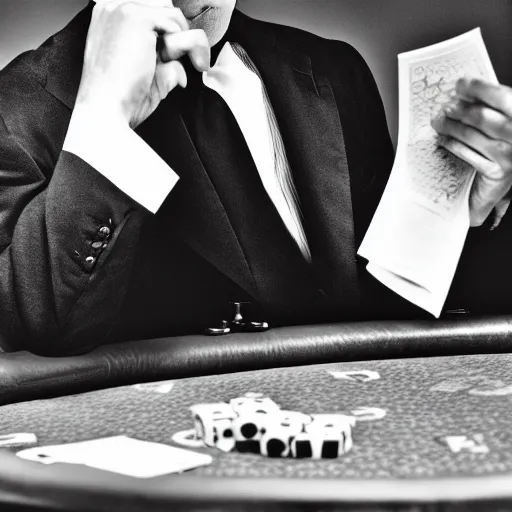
189, 393, 355, 459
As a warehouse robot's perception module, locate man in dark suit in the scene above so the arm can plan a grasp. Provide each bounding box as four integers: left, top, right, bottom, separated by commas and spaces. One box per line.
1, 0, 511, 356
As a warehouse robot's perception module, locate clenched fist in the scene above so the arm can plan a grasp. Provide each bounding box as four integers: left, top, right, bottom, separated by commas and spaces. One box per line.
76, 0, 211, 129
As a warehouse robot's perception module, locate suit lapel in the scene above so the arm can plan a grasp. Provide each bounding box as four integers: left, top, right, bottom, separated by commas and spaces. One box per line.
230, 13, 361, 312
135, 92, 259, 299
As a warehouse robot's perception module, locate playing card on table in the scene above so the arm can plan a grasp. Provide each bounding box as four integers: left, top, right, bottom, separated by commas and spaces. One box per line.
16, 436, 212, 478
358, 28, 498, 317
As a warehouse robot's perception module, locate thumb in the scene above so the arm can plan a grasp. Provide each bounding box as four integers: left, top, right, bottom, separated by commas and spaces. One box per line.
154, 59, 187, 99
470, 173, 499, 227
469, 172, 512, 227
491, 198, 511, 230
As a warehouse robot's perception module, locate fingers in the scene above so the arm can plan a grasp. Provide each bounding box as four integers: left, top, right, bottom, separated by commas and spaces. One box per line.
432, 115, 512, 178
154, 59, 188, 94
456, 77, 512, 118
150, 5, 189, 33
96, 1, 189, 33
437, 136, 498, 175
440, 99, 512, 142
97, 0, 174, 7
94, 1, 207, 71
430, 78, 512, 226
160, 29, 210, 71
437, 137, 512, 226
95, 0, 171, 11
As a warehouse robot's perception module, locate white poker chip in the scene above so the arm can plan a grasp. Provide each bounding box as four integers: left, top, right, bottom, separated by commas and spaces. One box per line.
243, 392, 265, 399
350, 407, 387, 422
171, 429, 206, 448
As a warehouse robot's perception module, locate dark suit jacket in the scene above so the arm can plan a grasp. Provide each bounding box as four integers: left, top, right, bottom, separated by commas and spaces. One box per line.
0, 5, 509, 355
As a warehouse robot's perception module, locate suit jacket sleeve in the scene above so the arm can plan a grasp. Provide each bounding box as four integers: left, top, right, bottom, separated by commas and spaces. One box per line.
0, 105, 151, 356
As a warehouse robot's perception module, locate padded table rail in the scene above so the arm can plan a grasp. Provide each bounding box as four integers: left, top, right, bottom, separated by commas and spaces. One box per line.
1, 316, 512, 405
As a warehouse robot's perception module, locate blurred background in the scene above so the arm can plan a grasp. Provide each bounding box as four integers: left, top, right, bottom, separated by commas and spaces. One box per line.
1, 0, 511, 145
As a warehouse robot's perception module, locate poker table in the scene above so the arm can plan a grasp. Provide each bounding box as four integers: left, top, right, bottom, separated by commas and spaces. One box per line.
3, 316, 512, 511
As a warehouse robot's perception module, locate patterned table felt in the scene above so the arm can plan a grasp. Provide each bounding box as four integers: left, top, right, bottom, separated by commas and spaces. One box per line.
2, 353, 512, 479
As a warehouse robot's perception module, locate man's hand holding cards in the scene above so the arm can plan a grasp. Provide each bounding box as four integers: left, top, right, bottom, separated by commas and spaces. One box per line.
432, 77, 512, 229
358, 28, 501, 318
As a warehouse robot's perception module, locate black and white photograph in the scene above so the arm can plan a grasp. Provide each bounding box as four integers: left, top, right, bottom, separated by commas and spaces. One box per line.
1, 1, 512, 510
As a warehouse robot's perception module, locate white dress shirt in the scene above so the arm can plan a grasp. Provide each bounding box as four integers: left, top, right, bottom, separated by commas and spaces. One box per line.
63, 42, 311, 260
